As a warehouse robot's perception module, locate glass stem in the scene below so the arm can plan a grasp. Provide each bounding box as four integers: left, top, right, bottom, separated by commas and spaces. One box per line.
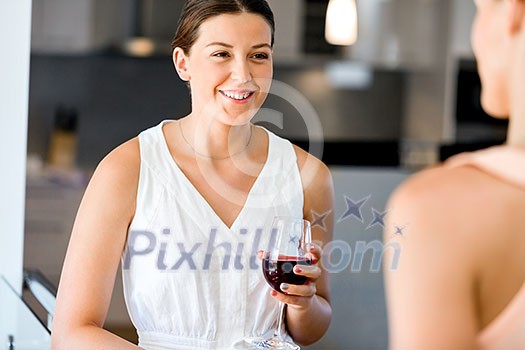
274, 301, 286, 339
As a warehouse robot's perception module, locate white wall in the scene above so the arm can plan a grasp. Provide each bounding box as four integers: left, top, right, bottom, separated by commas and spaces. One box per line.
0, 0, 32, 294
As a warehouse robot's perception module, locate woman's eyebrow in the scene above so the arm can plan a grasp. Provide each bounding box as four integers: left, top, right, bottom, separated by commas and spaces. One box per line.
252, 43, 272, 49
205, 42, 271, 49
206, 41, 233, 48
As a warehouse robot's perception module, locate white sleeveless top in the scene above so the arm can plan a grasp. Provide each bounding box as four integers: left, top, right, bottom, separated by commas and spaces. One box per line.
121, 120, 304, 350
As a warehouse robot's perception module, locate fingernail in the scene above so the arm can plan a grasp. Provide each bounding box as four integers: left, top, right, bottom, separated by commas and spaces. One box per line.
281, 283, 289, 291
294, 266, 302, 273
308, 244, 315, 251
271, 290, 278, 296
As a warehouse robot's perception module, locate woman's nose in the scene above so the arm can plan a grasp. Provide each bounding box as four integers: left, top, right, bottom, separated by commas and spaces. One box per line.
231, 59, 252, 83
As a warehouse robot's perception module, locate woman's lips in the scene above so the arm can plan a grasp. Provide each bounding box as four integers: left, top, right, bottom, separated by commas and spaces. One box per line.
219, 90, 256, 104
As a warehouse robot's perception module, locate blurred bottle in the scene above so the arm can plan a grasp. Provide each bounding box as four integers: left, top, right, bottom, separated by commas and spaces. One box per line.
47, 105, 78, 169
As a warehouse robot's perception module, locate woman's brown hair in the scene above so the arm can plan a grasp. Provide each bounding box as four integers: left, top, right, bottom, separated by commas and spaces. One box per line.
171, 0, 275, 54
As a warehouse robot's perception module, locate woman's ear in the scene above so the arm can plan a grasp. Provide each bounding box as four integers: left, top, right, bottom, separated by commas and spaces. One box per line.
173, 47, 191, 81
508, 0, 525, 35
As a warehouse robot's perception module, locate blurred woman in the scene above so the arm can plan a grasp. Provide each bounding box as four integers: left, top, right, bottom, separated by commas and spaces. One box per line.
384, 0, 525, 348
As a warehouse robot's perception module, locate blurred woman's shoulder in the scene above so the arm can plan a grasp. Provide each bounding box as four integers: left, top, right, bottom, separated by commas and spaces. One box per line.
386, 158, 525, 243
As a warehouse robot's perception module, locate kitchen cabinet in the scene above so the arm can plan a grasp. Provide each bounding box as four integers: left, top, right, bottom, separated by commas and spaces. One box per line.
24, 168, 133, 327
29, 0, 305, 59
24, 170, 87, 283
266, 0, 305, 63
31, 0, 132, 54
448, 0, 476, 59
347, 0, 441, 70
267, 0, 442, 70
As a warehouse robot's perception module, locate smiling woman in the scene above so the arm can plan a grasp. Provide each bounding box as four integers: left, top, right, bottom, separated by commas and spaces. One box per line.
50, 1, 334, 349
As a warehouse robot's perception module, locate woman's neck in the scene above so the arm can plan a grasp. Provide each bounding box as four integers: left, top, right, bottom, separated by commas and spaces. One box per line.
179, 114, 252, 160
507, 113, 525, 146
508, 30, 525, 147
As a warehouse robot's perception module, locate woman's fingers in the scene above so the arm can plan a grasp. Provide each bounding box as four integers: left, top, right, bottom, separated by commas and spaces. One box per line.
270, 283, 317, 309
263, 242, 325, 309
293, 263, 321, 281
305, 242, 323, 264
280, 282, 317, 297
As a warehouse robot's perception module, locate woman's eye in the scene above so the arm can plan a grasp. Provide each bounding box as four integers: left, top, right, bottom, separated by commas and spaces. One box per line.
251, 53, 269, 60
213, 52, 230, 58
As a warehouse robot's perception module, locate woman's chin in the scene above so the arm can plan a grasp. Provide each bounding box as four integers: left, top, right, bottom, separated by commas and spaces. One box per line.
483, 107, 509, 120
481, 94, 509, 120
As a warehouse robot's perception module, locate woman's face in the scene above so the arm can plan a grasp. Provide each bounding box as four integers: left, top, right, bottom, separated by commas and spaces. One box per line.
471, 0, 510, 118
176, 12, 273, 126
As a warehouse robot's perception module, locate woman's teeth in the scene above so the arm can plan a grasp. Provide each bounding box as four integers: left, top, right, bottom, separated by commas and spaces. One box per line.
222, 91, 252, 100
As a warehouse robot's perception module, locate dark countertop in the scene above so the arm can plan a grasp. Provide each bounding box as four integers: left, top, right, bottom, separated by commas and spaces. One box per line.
292, 139, 400, 167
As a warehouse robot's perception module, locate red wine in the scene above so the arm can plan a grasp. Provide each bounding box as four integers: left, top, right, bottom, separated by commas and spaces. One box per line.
262, 256, 311, 292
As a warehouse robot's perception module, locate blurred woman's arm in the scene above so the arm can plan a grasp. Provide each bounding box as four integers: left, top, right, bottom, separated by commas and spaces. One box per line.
383, 166, 481, 350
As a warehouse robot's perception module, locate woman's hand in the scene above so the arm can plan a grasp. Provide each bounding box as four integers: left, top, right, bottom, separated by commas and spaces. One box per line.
260, 243, 324, 310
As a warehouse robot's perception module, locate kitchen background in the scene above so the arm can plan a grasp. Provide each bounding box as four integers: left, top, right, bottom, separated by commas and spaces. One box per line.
21, 0, 507, 348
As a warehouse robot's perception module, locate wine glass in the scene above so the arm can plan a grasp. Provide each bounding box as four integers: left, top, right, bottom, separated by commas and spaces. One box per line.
235, 216, 312, 350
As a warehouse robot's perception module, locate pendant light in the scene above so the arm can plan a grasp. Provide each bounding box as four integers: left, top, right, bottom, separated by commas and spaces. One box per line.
325, 0, 358, 46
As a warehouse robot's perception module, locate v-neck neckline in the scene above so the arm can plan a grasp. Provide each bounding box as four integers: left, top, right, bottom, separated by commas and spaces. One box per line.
158, 120, 273, 232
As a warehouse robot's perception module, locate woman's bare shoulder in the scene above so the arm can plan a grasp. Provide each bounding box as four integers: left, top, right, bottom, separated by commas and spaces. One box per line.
392, 162, 517, 205
292, 145, 334, 233
386, 162, 515, 243
94, 138, 140, 182
98, 137, 140, 170
84, 138, 141, 214
292, 144, 332, 191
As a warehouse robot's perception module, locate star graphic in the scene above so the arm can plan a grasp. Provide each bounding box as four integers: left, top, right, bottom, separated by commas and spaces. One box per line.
367, 208, 388, 229
392, 224, 407, 238
310, 209, 331, 231
338, 195, 370, 223
289, 234, 300, 246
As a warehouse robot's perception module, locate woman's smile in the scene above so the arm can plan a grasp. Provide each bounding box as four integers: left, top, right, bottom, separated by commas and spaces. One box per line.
219, 89, 256, 104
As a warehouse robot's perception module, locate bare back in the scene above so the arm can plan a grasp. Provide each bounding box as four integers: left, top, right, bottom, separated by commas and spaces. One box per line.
384, 146, 525, 349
